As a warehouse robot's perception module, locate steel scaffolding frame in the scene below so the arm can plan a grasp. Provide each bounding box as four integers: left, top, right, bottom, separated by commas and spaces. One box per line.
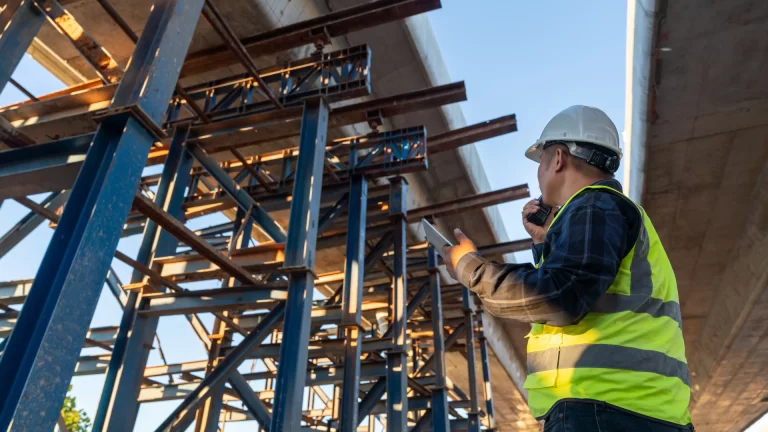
0, 0, 527, 430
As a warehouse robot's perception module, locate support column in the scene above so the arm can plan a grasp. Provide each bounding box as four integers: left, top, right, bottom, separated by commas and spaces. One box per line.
386, 177, 408, 432
339, 175, 368, 432
0, 0, 203, 428
463, 290, 481, 432
478, 328, 497, 431
428, 248, 450, 432
197, 206, 253, 432
93, 124, 193, 431
0, 0, 45, 94
269, 98, 329, 431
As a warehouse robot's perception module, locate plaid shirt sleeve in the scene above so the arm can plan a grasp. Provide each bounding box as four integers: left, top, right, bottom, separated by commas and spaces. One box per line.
455, 188, 637, 326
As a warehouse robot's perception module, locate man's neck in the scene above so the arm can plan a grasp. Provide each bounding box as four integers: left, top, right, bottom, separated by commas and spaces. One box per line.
555, 175, 605, 207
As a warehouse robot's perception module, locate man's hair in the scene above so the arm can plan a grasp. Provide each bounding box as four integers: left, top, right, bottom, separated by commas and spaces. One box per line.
542, 142, 615, 180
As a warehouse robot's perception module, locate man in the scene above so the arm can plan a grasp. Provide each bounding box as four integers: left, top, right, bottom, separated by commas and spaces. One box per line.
443, 106, 693, 431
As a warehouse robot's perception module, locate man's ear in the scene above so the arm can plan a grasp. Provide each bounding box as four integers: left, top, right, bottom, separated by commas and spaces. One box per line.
554, 148, 567, 172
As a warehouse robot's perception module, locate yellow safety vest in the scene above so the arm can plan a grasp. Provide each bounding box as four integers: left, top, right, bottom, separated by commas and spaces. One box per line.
525, 185, 691, 425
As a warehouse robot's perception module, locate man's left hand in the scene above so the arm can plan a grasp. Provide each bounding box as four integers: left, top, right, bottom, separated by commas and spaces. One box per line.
443, 228, 478, 279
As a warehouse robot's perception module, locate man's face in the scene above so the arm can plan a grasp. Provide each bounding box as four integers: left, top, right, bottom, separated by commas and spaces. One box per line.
537, 148, 556, 205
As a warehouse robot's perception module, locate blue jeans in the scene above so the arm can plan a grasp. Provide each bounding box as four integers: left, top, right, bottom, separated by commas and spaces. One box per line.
543, 401, 694, 432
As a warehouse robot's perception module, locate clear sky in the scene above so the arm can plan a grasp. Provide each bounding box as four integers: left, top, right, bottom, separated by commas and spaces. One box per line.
0, 1, 628, 430
429, 0, 627, 262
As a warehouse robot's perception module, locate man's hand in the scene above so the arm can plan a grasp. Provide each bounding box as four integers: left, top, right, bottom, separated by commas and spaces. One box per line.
443, 229, 477, 279
522, 198, 554, 244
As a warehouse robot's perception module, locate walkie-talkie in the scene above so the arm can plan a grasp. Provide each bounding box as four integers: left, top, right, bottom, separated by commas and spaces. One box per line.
526, 196, 552, 226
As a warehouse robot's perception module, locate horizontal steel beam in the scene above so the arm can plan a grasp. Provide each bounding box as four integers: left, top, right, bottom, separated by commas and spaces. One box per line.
0, 134, 91, 199
407, 184, 529, 222
152, 235, 529, 284
190, 81, 466, 152
139, 285, 289, 317
218, 398, 471, 422
1, 44, 365, 128
0, 279, 33, 305
178, 114, 516, 217
428, 114, 517, 154
334, 183, 530, 228
74, 357, 209, 378
220, 338, 392, 360
180, 0, 441, 77
237, 300, 390, 331
133, 193, 258, 285
1, 319, 118, 344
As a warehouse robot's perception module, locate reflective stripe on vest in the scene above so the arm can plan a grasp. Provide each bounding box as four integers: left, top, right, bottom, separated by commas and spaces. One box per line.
526, 185, 691, 425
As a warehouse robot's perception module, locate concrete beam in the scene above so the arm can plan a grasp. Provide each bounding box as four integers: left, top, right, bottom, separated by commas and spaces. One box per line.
687, 158, 768, 430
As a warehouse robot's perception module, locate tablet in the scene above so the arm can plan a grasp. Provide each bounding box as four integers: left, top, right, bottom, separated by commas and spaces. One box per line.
421, 218, 453, 258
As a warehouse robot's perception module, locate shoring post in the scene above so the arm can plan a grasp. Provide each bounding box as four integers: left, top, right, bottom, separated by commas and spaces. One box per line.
269, 98, 329, 431
462, 290, 481, 432
428, 248, 450, 432
0, 0, 204, 428
93, 123, 193, 431
386, 176, 408, 432
0, 0, 45, 94
339, 175, 368, 431
478, 327, 497, 430
197, 205, 253, 432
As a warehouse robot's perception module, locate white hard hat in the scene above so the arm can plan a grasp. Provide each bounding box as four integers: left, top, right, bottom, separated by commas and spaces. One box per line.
525, 105, 622, 171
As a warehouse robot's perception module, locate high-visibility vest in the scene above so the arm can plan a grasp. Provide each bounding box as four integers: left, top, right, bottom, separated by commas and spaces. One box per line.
525, 185, 692, 425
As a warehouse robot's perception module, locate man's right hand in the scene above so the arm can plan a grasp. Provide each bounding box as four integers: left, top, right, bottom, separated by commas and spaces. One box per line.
522, 198, 554, 244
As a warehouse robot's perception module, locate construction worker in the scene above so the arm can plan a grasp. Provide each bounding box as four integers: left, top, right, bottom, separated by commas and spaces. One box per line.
443, 106, 693, 431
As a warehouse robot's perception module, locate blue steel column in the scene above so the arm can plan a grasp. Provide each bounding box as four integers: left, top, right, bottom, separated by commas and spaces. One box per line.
428, 248, 450, 432
92, 124, 192, 431
102, 141, 195, 432
462, 290, 481, 432
0, 0, 203, 428
198, 205, 253, 432
269, 98, 329, 431
387, 177, 408, 432
339, 175, 368, 432
478, 328, 497, 430
0, 0, 45, 94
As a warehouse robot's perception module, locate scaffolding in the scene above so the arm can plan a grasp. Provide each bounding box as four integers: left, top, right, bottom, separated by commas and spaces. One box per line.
0, 0, 531, 430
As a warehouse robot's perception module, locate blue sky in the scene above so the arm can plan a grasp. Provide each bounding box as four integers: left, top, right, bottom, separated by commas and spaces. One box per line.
0, 1, 628, 430
429, 0, 627, 262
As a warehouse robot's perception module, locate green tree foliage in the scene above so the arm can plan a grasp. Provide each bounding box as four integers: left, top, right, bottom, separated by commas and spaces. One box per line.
60, 385, 91, 432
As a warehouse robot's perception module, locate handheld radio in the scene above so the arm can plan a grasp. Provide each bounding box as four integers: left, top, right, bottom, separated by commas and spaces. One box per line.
526, 196, 552, 227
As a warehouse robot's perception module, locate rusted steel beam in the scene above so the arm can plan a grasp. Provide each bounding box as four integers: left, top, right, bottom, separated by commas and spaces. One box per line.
180, 0, 441, 77
428, 114, 517, 155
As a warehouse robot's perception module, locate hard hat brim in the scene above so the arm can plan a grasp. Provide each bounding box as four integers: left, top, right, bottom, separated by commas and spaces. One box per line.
525, 141, 544, 164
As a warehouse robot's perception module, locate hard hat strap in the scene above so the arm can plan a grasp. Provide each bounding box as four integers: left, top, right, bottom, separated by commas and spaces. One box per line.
544, 141, 620, 173
567, 142, 620, 173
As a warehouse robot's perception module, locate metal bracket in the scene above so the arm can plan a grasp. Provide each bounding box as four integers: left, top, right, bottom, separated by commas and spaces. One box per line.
366, 109, 384, 131
278, 265, 318, 278
310, 26, 332, 53
93, 104, 168, 141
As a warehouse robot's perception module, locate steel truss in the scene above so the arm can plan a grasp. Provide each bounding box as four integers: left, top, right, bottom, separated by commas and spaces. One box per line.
0, 0, 525, 431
